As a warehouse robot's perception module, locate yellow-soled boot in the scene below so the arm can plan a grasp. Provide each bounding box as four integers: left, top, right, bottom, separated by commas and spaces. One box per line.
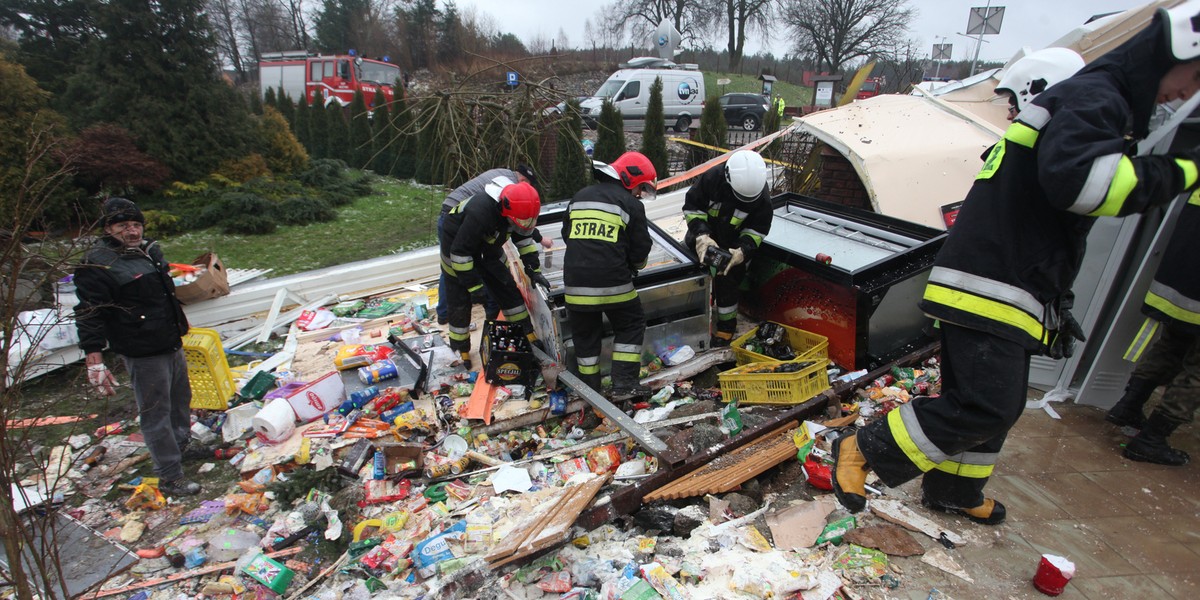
923, 497, 1007, 525
831, 433, 870, 513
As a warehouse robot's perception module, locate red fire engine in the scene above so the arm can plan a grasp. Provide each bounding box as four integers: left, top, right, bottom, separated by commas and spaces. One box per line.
855, 77, 885, 100
258, 51, 401, 108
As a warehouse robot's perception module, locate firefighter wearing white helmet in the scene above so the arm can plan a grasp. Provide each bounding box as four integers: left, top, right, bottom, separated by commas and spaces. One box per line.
683, 150, 773, 347
832, 1, 1200, 528
994, 47, 1084, 120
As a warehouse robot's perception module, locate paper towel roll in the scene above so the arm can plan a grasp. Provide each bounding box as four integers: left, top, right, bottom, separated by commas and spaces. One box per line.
252, 399, 296, 444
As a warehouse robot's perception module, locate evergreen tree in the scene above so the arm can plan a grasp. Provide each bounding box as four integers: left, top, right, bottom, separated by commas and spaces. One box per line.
295, 95, 311, 151
348, 91, 372, 169
693, 94, 728, 168
278, 93, 296, 126
250, 90, 264, 115
308, 98, 329, 159
369, 89, 394, 175
413, 100, 442, 184
593, 100, 626, 164
257, 105, 308, 174
639, 76, 669, 180
62, 0, 253, 182
263, 87, 277, 111
313, 0, 368, 53
325, 102, 350, 161
551, 99, 589, 202
390, 88, 416, 179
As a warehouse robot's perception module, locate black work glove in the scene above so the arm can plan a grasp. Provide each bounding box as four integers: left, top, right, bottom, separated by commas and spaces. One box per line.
1048, 308, 1086, 360
526, 268, 551, 291
469, 287, 488, 306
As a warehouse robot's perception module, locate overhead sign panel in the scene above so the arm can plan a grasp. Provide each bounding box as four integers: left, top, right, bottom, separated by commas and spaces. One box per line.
966, 6, 1005, 35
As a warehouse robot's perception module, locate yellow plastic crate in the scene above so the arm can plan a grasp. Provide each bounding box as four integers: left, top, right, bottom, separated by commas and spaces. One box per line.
182, 327, 234, 410
719, 359, 831, 405
731, 322, 828, 366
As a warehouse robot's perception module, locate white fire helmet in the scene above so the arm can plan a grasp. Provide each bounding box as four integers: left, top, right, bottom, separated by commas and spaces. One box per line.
1162, 0, 1200, 62
995, 47, 1085, 113
724, 150, 768, 202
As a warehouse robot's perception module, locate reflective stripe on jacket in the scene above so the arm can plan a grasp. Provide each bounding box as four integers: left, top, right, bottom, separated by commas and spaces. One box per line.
562, 181, 651, 309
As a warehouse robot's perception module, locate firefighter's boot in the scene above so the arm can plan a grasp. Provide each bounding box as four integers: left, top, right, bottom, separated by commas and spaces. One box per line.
1123, 410, 1190, 466
458, 351, 472, 371
610, 363, 650, 398
831, 431, 870, 513
1105, 377, 1156, 430
923, 497, 1007, 525
577, 372, 603, 394
710, 331, 734, 348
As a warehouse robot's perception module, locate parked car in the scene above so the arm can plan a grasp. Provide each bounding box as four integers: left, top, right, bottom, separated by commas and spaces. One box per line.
578, 59, 706, 132
719, 93, 769, 131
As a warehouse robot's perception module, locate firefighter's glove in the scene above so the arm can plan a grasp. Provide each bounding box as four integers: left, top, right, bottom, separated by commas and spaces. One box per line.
526, 268, 552, 291
469, 287, 488, 306
87, 364, 117, 397
722, 248, 745, 276
694, 234, 716, 261
1048, 309, 1086, 360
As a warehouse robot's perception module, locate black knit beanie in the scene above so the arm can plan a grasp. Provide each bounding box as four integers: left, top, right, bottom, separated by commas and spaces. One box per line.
102, 197, 145, 227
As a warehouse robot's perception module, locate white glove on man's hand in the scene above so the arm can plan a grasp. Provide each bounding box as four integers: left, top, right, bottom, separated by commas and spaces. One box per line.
87, 364, 117, 397
722, 248, 745, 276
694, 234, 716, 260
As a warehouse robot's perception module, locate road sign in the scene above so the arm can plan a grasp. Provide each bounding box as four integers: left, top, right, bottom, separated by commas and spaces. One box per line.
932, 43, 952, 61
506, 71, 518, 87
717, 78, 731, 85
966, 6, 1005, 35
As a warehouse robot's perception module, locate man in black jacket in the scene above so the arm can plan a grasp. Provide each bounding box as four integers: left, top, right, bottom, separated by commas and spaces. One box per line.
562, 153, 656, 396
833, 3, 1200, 526
683, 150, 773, 347
75, 198, 200, 497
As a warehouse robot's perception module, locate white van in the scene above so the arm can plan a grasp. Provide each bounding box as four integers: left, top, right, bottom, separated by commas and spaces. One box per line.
579, 58, 705, 133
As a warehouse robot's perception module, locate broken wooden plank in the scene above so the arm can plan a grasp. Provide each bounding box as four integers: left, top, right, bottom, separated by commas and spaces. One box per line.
644, 420, 798, 502
485, 488, 571, 566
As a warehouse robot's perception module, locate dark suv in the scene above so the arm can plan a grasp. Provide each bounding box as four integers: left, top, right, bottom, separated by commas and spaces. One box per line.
719, 93, 769, 131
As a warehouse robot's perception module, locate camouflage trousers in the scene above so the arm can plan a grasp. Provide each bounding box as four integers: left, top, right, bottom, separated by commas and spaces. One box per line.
1131, 324, 1200, 425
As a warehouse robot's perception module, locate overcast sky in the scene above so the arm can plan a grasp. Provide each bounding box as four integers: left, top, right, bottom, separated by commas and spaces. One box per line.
457, 0, 1154, 64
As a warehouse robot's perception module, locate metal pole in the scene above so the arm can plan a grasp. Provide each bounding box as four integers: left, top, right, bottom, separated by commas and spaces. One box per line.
969, 0, 992, 77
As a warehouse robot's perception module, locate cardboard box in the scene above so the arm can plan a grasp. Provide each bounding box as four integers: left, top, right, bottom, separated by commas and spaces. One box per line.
283, 371, 345, 422
174, 253, 229, 305
372, 442, 424, 476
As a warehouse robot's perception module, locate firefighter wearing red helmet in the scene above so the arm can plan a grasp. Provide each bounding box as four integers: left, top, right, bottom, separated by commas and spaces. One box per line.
683, 150, 773, 347
441, 179, 546, 367
562, 152, 655, 397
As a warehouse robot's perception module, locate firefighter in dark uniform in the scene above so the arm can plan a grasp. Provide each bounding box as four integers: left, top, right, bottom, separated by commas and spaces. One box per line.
441, 180, 547, 367
683, 150, 773, 347
832, 3, 1200, 526
1105, 193, 1200, 466
562, 152, 656, 396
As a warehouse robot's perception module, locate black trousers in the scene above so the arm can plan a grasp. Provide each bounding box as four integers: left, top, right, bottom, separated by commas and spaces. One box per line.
567, 299, 646, 390
443, 259, 529, 353
857, 322, 1030, 508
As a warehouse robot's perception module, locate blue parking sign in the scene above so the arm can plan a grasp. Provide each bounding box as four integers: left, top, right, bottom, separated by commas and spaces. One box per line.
506, 71, 519, 87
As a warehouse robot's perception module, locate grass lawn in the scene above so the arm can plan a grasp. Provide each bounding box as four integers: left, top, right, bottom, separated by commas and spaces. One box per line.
703, 71, 813, 107
157, 177, 446, 277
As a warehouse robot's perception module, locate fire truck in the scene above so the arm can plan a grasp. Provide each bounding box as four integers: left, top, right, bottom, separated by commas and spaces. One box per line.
855, 77, 885, 100
258, 51, 401, 108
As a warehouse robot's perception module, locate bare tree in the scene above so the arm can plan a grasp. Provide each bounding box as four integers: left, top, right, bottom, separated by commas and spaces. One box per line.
209, 0, 248, 79
712, 0, 772, 72
555, 27, 570, 54
589, 3, 628, 62
613, 0, 706, 50
780, 0, 915, 74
